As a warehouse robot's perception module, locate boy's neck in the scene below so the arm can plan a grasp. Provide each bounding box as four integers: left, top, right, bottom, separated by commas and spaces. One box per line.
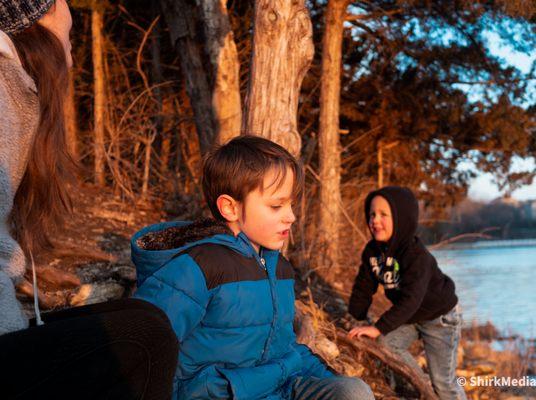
226, 221, 262, 254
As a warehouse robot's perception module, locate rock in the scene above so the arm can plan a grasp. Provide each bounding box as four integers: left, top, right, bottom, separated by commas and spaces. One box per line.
78, 264, 136, 284
111, 265, 137, 282
70, 282, 124, 306
314, 337, 340, 361
342, 362, 365, 377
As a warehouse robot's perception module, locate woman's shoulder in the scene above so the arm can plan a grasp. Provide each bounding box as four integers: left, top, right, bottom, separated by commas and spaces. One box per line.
0, 32, 38, 96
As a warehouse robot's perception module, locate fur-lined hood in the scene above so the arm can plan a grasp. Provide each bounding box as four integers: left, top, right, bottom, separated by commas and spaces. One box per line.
132, 219, 257, 285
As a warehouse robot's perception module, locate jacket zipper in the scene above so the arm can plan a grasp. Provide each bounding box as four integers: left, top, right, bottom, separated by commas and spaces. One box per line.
257, 248, 267, 272
256, 248, 275, 361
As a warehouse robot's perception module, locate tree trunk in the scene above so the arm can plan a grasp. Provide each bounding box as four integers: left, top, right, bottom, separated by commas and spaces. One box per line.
159, 0, 241, 153
243, 0, 314, 158
377, 140, 399, 188
92, 4, 106, 186
64, 69, 78, 162
317, 0, 349, 271
378, 140, 384, 188
200, 0, 242, 144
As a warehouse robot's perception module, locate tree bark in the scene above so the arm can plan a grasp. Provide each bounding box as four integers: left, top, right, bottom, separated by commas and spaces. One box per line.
200, 0, 242, 144
318, 0, 349, 271
377, 140, 399, 188
92, 3, 106, 186
243, 0, 314, 158
159, 0, 241, 153
378, 140, 384, 188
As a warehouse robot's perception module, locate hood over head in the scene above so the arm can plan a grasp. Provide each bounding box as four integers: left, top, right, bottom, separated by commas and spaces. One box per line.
132, 219, 254, 284
364, 186, 419, 257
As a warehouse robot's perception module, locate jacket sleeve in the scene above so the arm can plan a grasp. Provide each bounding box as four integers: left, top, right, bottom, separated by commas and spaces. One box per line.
217, 349, 304, 399
348, 253, 378, 320
374, 252, 432, 335
0, 270, 28, 335
134, 253, 210, 342
292, 343, 334, 379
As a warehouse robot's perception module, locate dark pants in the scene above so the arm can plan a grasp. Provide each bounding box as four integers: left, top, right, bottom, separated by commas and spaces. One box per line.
0, 298, 178, 400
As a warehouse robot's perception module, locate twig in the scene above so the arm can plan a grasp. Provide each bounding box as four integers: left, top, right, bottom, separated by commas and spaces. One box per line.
429, 228, 499, 249
136, 16, 161, 95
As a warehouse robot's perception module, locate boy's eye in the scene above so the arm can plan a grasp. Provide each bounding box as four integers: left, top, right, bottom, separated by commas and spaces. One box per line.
271, 205, 282, 210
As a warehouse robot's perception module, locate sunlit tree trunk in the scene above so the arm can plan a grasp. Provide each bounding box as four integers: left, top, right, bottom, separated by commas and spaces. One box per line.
377, 140, 399, 188
201, 0, 242, 144
317, 0, 350, 271
64, 69, 78, 162
243, 0, 314, 158
92, 2, 106, 186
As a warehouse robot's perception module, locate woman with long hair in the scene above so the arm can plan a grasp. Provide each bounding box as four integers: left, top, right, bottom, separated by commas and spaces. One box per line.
0, 2, 177, 398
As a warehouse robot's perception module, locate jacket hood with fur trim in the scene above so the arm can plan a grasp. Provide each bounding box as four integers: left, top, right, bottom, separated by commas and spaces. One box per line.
132, 219, 259, 286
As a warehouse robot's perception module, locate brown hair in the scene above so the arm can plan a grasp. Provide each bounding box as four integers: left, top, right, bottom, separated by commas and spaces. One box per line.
202, 135, 304, 221
9, 22, 74, 255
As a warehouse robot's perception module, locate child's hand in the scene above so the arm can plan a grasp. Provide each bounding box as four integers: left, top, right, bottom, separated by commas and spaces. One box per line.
347, 325, 381, 340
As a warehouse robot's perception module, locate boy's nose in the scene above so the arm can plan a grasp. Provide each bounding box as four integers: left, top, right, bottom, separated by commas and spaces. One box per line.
284, 208, 296, 224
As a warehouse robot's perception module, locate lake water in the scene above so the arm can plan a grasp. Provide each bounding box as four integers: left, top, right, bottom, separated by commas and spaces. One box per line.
432, 242, 536, 339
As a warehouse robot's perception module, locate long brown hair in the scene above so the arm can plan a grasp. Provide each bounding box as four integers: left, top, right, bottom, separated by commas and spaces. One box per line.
9, 23, 74, 256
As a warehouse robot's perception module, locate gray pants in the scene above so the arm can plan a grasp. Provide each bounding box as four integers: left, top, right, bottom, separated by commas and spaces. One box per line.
291, 375, 374, 400
378, 306, 467, 400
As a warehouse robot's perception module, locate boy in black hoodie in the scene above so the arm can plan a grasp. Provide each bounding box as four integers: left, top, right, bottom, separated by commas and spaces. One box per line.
348, 186, 466, 400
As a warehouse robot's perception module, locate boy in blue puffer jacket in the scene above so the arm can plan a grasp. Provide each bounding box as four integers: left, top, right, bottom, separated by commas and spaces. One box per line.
132, 136, 374, 400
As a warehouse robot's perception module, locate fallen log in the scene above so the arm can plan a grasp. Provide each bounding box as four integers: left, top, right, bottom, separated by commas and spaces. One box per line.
337, 333, 439, 400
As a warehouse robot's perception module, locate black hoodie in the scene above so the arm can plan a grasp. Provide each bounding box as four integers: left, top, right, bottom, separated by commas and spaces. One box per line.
348, 186, 458, 335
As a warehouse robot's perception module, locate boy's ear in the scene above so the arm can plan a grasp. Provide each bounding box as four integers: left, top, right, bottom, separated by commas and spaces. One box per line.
216, 194, 239, 222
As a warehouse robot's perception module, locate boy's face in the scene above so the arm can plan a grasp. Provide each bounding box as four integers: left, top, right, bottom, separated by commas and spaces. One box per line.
237, 167, 296, 252
369, 195, 393, 242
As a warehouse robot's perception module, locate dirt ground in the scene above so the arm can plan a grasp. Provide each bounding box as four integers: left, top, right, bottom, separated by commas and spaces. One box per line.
18, 184, 166, 312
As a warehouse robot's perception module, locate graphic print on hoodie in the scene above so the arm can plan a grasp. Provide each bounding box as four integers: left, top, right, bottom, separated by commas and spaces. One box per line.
349, 186, 458, 335
369, 254, 400, 290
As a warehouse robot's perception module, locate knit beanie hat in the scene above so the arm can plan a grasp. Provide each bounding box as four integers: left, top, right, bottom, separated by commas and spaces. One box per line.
0, 0, 55, 34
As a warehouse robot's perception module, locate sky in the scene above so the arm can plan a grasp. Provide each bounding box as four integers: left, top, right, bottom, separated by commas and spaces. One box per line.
467, 158, 536, 201
465, 32, 535, 202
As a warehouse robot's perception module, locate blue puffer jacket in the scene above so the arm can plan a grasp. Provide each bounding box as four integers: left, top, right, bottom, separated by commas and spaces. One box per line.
132, 220, 332, 400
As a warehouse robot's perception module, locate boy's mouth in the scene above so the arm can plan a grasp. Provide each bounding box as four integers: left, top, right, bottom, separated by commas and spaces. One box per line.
372, 227, 383, 235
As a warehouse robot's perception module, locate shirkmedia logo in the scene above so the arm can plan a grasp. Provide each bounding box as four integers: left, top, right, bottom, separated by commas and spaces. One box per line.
457, 376, 536, 387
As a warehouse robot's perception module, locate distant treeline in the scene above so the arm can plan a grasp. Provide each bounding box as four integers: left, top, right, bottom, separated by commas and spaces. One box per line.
420, 199, 536, 244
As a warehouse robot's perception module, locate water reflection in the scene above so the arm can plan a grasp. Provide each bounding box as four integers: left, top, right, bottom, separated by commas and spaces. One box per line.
432, 242, 536, 339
